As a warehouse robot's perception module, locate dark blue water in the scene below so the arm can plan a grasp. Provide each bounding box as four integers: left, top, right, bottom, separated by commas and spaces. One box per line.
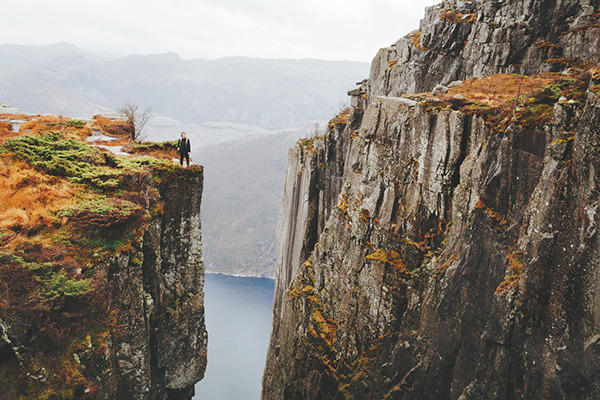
193, 273, 275, 400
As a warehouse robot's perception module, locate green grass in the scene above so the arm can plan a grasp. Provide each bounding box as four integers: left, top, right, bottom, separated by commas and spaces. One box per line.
0, 132, 182, 191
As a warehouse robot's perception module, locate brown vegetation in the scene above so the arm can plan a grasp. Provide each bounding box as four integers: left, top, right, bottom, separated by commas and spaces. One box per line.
0, 157, 76, 236
91, 115, 133, 138
404, 31, 428, 51
440, 8, 476, 24
0, 121, 18, 142
122, 141, 179, 160
496, 250, 524, 296
0, 113, 195, 399
328, 107, 351, 128
19, 116, 92, 140
406, 69, 591, 134
366, 249, 411, 278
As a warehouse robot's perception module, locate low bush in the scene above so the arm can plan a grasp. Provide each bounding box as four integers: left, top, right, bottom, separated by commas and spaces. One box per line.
122, 140, 178, 159
60, 197, 144, 236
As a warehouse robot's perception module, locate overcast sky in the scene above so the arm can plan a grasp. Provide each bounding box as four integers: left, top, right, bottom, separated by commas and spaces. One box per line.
3, 0, 440, 62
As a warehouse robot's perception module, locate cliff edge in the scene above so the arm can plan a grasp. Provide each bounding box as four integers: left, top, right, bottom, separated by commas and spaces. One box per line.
264, 0, 600, 399
0, 116, 207, 399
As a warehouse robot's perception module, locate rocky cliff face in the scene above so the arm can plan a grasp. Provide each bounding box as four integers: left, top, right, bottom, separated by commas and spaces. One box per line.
369, 0, 600, 99
101, 171, 207, 400
263, 1, 600, 399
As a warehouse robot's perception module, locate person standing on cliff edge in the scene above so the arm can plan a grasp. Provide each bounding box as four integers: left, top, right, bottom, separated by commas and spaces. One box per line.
177, 131, 191, 167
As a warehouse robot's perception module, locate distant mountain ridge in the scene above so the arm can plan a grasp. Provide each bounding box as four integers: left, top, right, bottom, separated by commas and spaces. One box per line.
0, 43, 369, 130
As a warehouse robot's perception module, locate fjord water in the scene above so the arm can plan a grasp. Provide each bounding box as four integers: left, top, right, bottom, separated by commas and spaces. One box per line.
194, 273, 275, 399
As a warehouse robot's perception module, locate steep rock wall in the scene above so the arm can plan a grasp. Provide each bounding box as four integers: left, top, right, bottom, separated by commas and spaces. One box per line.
369, 0, 600, 99
270, 114, 361, 331
263, 1, 600, 398
102, 170, 207, 400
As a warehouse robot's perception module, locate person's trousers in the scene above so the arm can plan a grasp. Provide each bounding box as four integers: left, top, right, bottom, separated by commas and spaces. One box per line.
180, 153, 190, 166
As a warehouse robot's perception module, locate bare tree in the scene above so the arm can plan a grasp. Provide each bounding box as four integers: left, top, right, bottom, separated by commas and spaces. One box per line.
118, 101, 151, 142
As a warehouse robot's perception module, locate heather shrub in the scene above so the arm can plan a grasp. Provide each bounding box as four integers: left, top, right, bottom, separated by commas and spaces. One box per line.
60, 197, 144, 235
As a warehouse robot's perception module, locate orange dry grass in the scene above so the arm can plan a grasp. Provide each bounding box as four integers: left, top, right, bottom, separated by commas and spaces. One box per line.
18, 116, 92, 140
406, 74, 564, 107
19, 116, 60, 134
0, 121, 11, 133
444, 74, 561, 106
122, 144, 178, 160
65, 125, 93, 141
328, 107, 351, 127
404, 31, 429, 51
92, 116, 116, 126
92, 116, 130, 138
70, 130, 92, 140
0, 157, 77, 234
440, 9, 476, 23
88, 137, 130, 147
0, 122, 18, 144
0, 113, 30, 120
1, 116, 31, 143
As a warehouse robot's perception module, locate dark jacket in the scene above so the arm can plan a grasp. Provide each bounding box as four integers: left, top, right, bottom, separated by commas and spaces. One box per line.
177, 138, 191, 154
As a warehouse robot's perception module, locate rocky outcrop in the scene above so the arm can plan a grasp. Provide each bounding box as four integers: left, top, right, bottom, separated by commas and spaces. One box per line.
101, 170, 207, 400
369, 0, 600, 99
0, 117, 207, 399
263, 1, 600, 399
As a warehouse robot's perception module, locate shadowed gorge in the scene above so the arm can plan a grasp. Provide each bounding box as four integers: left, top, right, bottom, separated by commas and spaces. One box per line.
263, 0, 600, 398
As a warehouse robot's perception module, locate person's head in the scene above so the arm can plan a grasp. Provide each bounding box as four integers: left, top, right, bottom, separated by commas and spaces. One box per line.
181, 132, 187, 139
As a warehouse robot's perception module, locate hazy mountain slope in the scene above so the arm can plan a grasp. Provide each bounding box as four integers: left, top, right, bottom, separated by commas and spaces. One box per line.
0, 73, 110, 117
196, 124, 323, 277
0, 42, 86, 71
145, 116, 271, 148
0, 44, 369, 130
